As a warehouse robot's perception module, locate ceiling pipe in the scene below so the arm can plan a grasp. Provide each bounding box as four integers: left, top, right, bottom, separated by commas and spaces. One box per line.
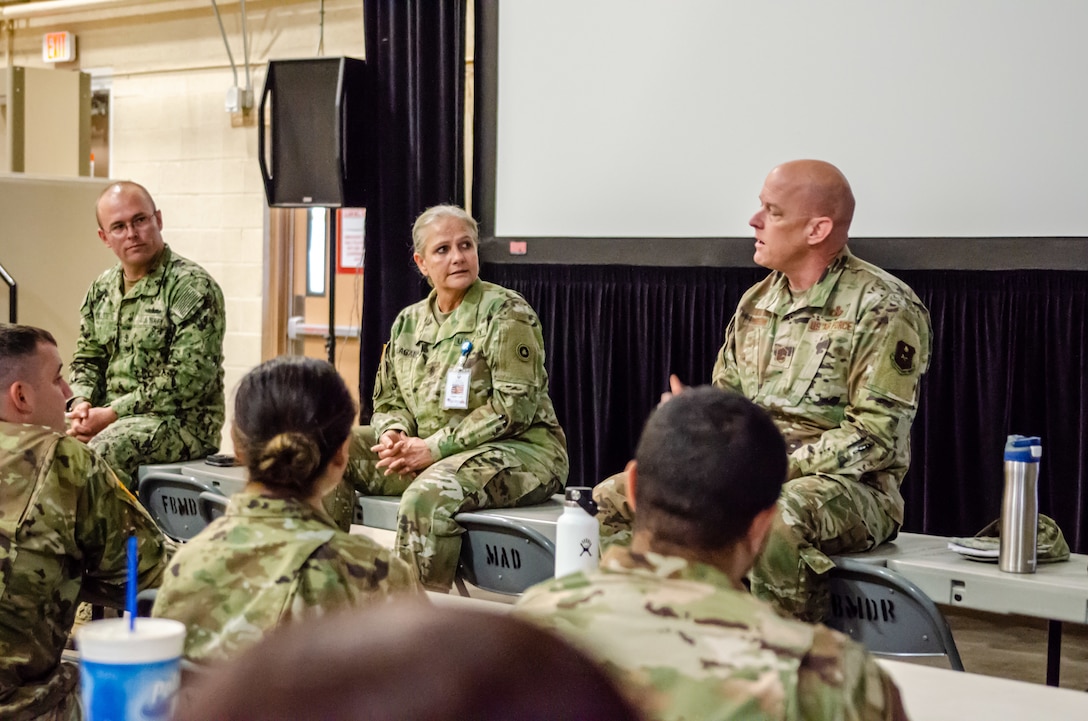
1, 0, 147, 20
0, 0, 245, 20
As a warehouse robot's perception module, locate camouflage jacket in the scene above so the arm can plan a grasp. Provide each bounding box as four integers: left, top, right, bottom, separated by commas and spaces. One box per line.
713, 249, 932, 524
515, 547, 906, 721
0, 422, 168, 721
152, 491, 422, 663
372, 279, 568, 476
69, 244, 225, 453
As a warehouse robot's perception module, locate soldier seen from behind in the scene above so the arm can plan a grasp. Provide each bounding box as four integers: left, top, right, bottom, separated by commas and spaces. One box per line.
516, 386, 908, 721
152, 356, 421, 663
173, 603, 644, 721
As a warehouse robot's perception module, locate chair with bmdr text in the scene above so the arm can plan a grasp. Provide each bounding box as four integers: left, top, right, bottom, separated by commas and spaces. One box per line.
138, 471, 229, 542
453, 512, 556, 597
825, 557, 964, 671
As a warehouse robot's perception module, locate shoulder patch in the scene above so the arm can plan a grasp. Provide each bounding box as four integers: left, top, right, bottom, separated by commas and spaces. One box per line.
170, 285, 205, 322
892, 340, 916, 374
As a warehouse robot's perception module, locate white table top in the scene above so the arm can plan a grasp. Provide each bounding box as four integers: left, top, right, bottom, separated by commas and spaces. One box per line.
880, 659, 1088, 719
137, 460, 247, 495
888, 549, 1088, 623
834, 532, 952, 566
356, 494, 565, 538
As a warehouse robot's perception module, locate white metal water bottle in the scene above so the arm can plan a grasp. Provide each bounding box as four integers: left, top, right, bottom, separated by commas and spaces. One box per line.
554, 487, 600, 578
998, 435, 1042, 574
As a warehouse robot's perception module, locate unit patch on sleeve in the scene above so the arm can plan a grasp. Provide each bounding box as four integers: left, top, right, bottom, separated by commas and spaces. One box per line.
892, 340, 916, 374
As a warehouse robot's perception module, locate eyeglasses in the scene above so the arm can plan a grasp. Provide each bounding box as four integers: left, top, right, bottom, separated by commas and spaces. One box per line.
105, 211, 156, 238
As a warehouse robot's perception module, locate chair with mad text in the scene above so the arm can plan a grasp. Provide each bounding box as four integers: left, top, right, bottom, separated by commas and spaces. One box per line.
453, 512, 557, 597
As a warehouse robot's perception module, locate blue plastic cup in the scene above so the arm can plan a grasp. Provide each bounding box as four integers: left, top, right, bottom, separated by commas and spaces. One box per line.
76, 617, 187, 721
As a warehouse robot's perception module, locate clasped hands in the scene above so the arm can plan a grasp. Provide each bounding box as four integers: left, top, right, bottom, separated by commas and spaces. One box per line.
65, 401, 118, 443
371, 374, 686, 478
372, 430, 435, 478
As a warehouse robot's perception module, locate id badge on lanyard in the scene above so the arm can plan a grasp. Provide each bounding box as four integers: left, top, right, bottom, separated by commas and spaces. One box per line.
443, 341, 473, 409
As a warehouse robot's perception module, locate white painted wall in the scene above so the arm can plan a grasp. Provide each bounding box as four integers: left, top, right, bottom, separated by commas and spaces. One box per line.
5, 0, 365, 449
495, 1, 1088, 239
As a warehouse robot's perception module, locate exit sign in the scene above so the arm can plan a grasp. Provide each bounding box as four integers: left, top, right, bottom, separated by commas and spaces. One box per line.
42, 32, 76, 63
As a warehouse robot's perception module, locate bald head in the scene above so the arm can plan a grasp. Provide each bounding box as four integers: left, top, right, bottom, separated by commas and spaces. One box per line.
95, 181, 156, 228
750, 159, 857, 290
95, 180, 165, 280
768, 160, 855, 243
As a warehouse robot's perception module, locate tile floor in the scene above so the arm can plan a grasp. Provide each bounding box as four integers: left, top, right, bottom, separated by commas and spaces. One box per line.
935, 607, 1088, 691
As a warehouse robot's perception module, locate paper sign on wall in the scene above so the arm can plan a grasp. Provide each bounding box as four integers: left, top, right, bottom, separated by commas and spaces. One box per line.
337, 208, 365, 274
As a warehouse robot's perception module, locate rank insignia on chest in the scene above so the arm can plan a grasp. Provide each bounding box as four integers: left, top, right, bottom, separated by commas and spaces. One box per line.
892, 340, 916, 374
771, 344, 794, 368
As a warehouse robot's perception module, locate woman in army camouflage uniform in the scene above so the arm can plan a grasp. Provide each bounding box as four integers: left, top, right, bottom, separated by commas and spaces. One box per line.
345, 205, 569, 592
153, 357, 421, 662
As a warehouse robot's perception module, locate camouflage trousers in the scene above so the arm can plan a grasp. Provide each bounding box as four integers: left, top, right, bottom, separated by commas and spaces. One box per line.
345, 426, 563, 591
89, 414, 215, 490
593, 471, 635, 552
750, 474, 899, 622
592, 470, 899, 622
5, 663, 81, 721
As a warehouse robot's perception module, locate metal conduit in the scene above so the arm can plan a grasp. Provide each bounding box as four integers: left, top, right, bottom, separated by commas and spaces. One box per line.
0, 261, 16, 322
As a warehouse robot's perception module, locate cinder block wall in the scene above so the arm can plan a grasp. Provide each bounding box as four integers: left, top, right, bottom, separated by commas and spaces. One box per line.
6, 0, 365, 449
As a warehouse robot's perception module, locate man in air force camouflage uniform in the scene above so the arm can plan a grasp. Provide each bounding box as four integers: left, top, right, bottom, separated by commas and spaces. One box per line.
0, 324, 168, 721
594, 160, 932, 621
344, 206, 568, 592
516, 387, 908, 721
67, 181, 225, 489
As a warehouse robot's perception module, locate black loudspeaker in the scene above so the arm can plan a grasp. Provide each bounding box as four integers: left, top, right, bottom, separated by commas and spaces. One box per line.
258, 57, 369, 208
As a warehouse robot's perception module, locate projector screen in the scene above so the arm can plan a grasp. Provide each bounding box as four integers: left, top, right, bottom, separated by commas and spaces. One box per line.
490, 1, 1088, 239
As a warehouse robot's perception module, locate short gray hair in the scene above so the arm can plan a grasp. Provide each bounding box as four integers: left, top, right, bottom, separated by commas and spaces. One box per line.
411, 205, 479, 256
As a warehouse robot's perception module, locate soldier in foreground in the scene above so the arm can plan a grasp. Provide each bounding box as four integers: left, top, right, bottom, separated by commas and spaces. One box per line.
0, 324, 168, 720
516, 387, 908, 721
172, 603, 643, 721
594, 160, 932, 620
153, 356, 420, 663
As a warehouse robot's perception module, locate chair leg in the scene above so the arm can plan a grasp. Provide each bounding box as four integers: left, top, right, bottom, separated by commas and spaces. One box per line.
454, 575, 471, 598
1046, 620, 1062, 687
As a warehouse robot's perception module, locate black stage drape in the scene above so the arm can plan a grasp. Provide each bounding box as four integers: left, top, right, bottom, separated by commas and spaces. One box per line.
484, 263, 1088, 553
359, 0, 466, 419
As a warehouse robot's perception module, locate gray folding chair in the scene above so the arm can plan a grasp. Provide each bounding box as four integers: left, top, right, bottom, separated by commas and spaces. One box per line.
452, 512, 556, 597
198, 491, 229, 521
136, 588, 159, 617
138, 471, 229, 542
825, 557, 965, 671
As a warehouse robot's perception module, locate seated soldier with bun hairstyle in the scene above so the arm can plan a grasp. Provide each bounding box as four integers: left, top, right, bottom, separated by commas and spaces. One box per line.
153, 356, 421, 663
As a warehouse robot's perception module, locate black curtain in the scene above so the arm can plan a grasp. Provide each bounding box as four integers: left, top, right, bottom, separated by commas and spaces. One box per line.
359, 0, 466, 419
900, 270, 1088, 551
484, 264, 764, 487
484, 263, 1088, 553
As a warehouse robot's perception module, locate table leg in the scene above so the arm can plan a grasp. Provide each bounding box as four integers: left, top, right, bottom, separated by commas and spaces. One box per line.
1046, 619, 1062, 687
